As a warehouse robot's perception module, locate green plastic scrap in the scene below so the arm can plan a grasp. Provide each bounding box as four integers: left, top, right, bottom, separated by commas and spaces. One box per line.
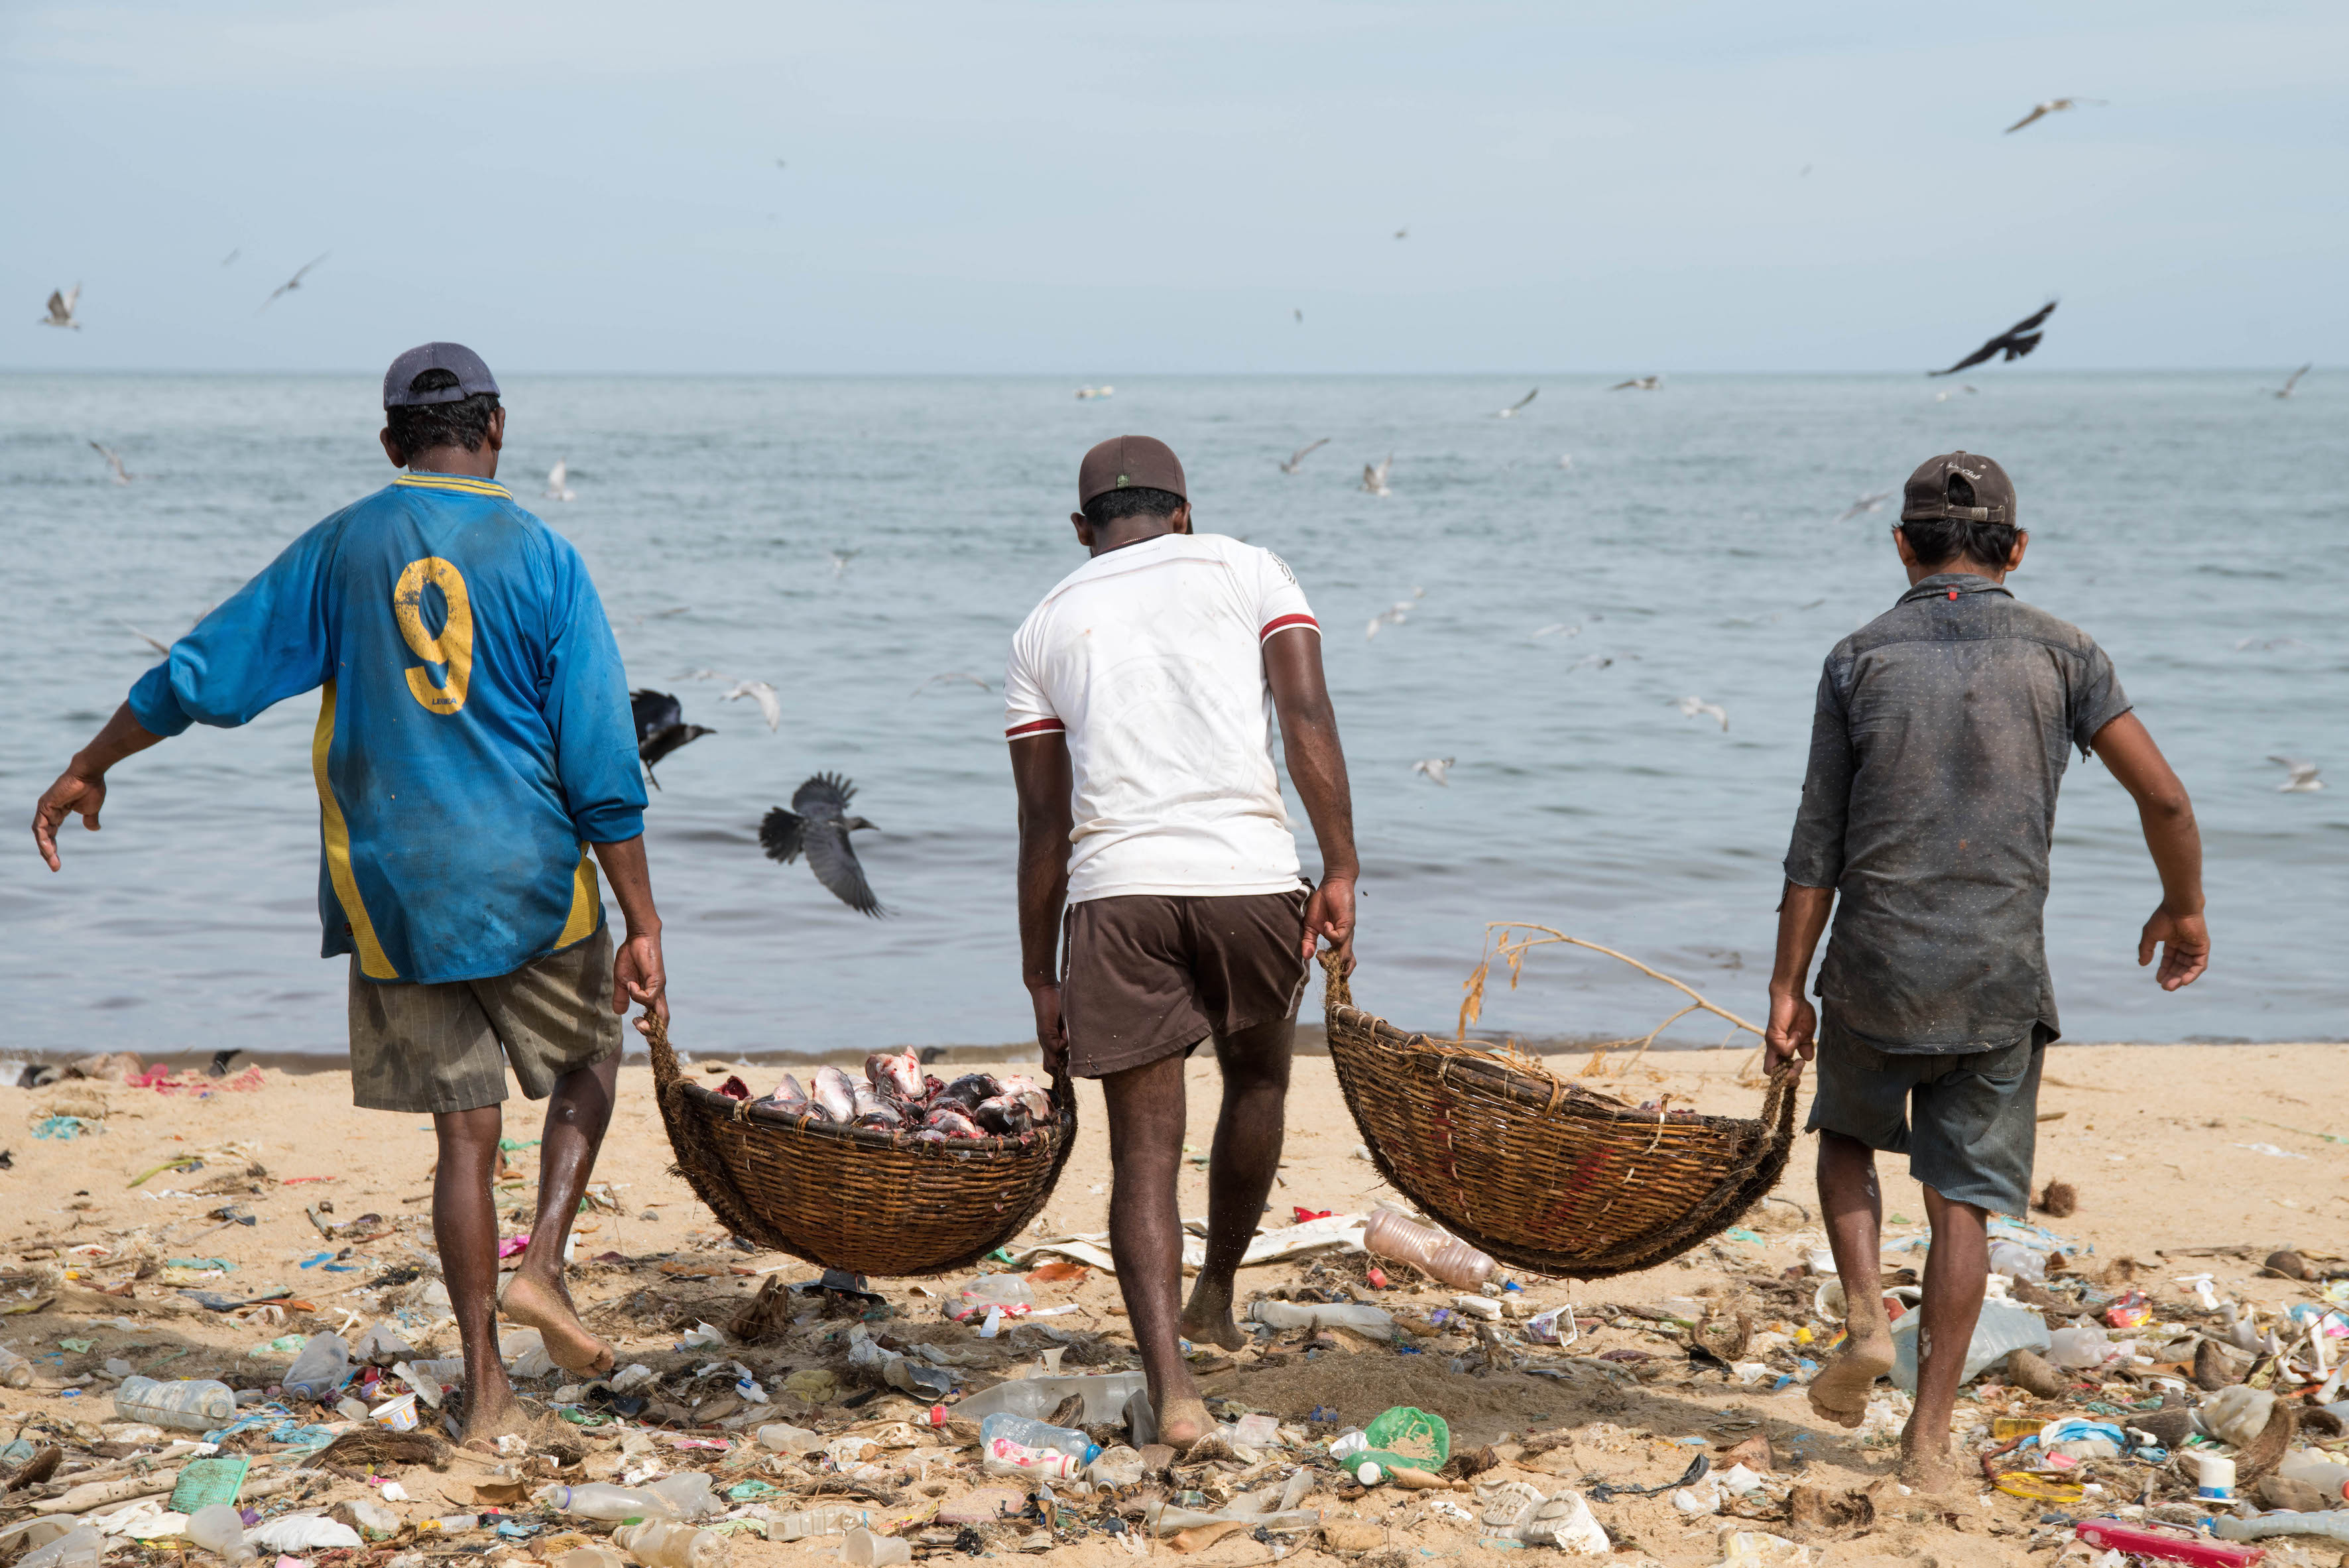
1361, 1404, 1450, 1476
169, 1456, 251, 1514
58, 1339, 94, 1353
725, 1480, 780, 1501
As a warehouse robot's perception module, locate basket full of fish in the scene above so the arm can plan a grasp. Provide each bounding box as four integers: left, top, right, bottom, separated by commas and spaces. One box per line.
644, 1017, 1075, 1278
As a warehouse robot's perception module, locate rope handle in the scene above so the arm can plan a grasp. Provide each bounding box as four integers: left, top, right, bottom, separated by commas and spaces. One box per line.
642, 1009, 682, 1091
1317, 946, 1353, 1011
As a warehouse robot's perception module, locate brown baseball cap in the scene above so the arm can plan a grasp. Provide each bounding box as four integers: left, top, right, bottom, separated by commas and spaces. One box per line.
1901, 450, 2018, 526
1078, 435, 1187, 507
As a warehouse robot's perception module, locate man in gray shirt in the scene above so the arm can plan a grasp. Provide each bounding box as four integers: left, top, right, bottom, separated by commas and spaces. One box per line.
1763, 451, 2209, 1493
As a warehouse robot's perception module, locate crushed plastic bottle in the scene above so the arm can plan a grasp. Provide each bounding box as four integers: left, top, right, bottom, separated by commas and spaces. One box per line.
282, 1332, 354, 1400
1248, 1300, 1396, 1340
113, 1375, 237, 1432
612, 1519, 729, 1568
18, 1525, 105, 1568
536, 1483, 683, 1521
0, 1343, 32, 1390
954, 1371, 1146, 1424
2043, 1322, 2116, 1370
1890, 1299, 2052, 1390
765, 1507, 874, 1543
1361, 1210, 1496, 1290
644, 1471, 721, 1520
983, 1437, 1083, 1480
2275, 1450, 2349, 1503
755, 1422, 822, 1453
2203, 1386, 2277, 1449
1986, 1240, 2047, 1282
839, 1528, 911, 1567
980, 1412, 1100, 1469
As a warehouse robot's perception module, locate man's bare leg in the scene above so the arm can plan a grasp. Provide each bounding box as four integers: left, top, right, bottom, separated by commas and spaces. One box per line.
1181, 1018, 1291, 1351
500, 1055, 620, 1376
1809, 1130, 1894, 1427
432, 1103, 523, 1448
1902, 1186, 1988, 1492
1101, 1049, 1210, 1450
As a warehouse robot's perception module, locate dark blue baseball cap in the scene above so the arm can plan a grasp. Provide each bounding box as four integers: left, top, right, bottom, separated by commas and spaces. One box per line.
383, 341, 501, 408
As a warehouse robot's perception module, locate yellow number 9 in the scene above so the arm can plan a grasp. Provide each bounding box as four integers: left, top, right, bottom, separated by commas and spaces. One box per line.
394, 556, 473, 714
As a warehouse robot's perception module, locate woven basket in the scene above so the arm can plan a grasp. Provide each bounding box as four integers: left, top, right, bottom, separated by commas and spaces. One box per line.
1321, 957, 1796, 1279
644, 1017, 1077, 1278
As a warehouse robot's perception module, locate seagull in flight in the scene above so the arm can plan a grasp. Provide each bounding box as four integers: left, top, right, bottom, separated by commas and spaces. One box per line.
1366, 587, 1424, 641
1495, 388, 1538, 418
1672, 695, 1728, 731
544, 460, 575, 501
1609, 375, 1661, 392
2234, 636, 2304, 652
911, 671, 992, 697
721, 678, 782, 732
631, 689, 714, 788
89, 441, 134, 485
38, 286, 80, 330
1360, 454, 1393, 497
2004, 98, 2106, 134
1571, 654, 1614, 673
1931, 301, 2055, 376
2273, 364, 2312, 399
1393, 226, 1408, 240
1532, 621, 1581, 639
1836, 489, 1894, 522
760, 773, 884, 915
1412, 757, 1455, 787
259, 253, 329, 310
1279, 438, 1330, 475
829, 549, 859, 576
2270, 756, 2324, 793
220, 249, 240, 268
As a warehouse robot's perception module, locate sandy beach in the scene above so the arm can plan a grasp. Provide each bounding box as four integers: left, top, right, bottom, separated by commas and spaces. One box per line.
5, 1027, 2347, 1567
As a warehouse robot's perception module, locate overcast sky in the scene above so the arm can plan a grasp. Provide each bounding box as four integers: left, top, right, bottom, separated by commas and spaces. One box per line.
7, 1, 2344, 375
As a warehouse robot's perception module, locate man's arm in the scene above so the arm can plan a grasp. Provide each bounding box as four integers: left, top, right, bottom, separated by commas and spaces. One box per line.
1765, 882, 1835, 1071
32, 704, 164, 871
1010, 733, 1075, 1072
2090, 712, 2209, 991
1263, 628, 1359, 973
589, 836, 668, 1033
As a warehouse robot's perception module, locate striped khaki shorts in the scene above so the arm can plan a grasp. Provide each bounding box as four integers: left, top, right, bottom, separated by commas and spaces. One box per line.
347, 926, 624, 1114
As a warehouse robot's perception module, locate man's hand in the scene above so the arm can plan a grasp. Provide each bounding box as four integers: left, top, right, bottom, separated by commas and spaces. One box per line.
2138, 905, 2210, 991
1764, 984, 1817, 1074
1303, 875, 1356, 975
1027, 980, 1067, 1077
32, 766, 109, 872
613, 926, 668, 1034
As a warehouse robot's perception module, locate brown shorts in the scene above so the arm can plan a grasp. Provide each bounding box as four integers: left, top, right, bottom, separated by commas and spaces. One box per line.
1060, 890, 1311, 1078
347, 926, 624, 1114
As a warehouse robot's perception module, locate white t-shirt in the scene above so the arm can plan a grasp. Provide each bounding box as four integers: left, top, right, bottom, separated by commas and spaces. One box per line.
1004, 532, 1321, 904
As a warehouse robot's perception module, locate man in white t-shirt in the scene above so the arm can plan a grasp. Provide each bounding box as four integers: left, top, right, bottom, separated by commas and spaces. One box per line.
1007, 435, 1358, 1451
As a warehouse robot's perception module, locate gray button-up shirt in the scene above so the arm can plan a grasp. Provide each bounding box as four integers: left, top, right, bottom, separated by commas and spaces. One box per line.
1783, 573, 2133, 1050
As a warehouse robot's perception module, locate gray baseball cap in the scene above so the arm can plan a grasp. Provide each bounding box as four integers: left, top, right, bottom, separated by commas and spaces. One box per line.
383, 341, 501, 408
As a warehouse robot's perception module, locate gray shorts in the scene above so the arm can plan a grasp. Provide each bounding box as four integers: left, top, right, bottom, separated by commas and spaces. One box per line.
347, 926, 623, 1114
1803, 1011, 2043, 1216
1060, 890, 1311, 1079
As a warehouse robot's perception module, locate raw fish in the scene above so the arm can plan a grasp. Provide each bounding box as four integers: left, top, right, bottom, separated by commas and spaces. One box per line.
812, 1065, 859, 1122
973, 1094, 1034, 1136
997, 1073, 1047, 1100
922, 1106, 985, 1140
866, 1048, 925, 1103
854, 1101, 904, 1131
937, 1073, 1000, 1111
765, 1072, 810, 1109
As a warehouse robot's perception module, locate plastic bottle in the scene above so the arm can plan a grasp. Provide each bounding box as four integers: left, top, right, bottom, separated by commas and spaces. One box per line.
2203, 1386, 2277, 1448
983, 1437, 1083, 1480
1986, 1241, 2047, 1282
0, 1343, 32, 1390
954, 1371, 1146, 1424
1890, 1299, 2051, 1390
17, 1526, 104, 1568
612, 1519, 729, 1568
1362, 1210, 1496, 1290
2277, 1451, 2349, 1503
535, 1483, 683, 1521
185, 1504, 257, 1565
2044, 1323, 2113, 1370
840, 1528, 911, 1567
559, 1549, 631, 1568
766, 1506, 874, 1543
2216, 1512, 2349, 1547
1248, 1301, 1396, 1341
113, 1375, 237, 1432
1142, 1501, 1321, 1538
981, 1412, 1101, 1467
756, 1422, 822, 1452
282, 1333, 354, 1400
644, 1471, 721, 1520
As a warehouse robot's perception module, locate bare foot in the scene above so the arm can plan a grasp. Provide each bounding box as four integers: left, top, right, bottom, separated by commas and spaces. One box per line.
1897, 1429, 1960, 1494
457, 1374, 530, 1453
500, 1271, 615, 1376
1179, 1278, 1248, 1352
1158, 1396, 1212, 1453
1806, 1324, 1894, 1429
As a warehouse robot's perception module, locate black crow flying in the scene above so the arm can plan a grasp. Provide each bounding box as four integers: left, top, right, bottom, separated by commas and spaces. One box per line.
1931, 302, 2057, 377
760, 773, 883, 915
631, 688, 713, 788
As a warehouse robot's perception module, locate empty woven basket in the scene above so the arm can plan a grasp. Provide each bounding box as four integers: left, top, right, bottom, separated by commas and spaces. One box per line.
645, 1018, 1077, 1278
1322, 958, 1796, 1278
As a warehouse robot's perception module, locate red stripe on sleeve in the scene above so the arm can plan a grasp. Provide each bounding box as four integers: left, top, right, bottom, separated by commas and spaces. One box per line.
1260, 613, 1320, 642
1005, 718, 1067, 738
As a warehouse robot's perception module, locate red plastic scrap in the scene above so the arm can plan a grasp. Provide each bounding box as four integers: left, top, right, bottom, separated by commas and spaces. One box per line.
2073, 1520, 2262, 1567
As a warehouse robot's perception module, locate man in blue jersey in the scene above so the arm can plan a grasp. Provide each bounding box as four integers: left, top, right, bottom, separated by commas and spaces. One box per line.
31, 343, 660, 1448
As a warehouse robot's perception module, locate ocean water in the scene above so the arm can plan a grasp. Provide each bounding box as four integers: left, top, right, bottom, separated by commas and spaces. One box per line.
4, 371, 2342, 1063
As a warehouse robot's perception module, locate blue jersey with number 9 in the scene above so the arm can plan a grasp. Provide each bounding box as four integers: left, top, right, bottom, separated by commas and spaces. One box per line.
129, 471, 647, 985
